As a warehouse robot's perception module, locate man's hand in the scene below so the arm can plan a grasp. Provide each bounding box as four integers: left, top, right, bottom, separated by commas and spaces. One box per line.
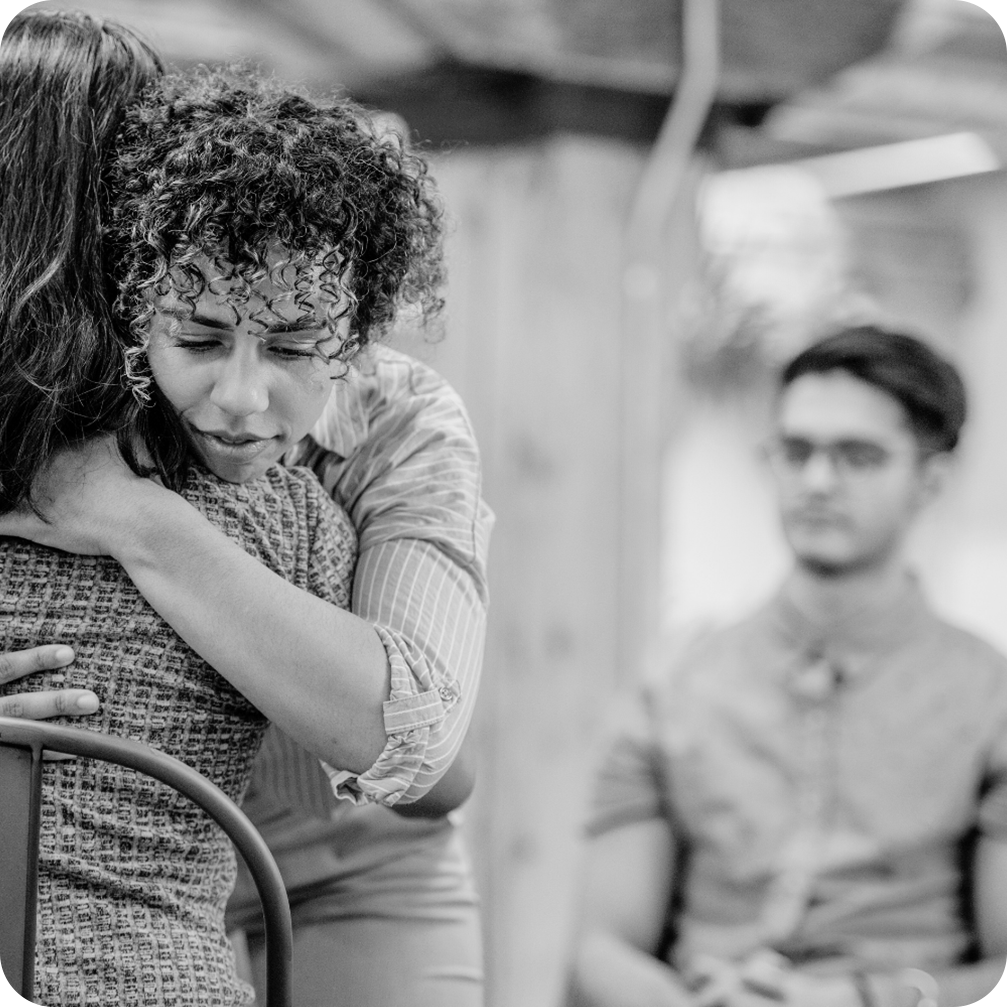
686, 953, 861, 1007
686, 953, 784, 1007
0, 645, 99, 719
777, 971, 861, 1007
0, 434, 152, 556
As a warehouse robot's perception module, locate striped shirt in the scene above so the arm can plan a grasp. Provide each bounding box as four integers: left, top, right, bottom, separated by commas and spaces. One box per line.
256, 345, 492, 809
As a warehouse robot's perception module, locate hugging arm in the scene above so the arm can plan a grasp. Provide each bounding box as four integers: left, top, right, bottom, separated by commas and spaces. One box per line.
303, 347, 490, 807
0, 350, 490, 805
0, 440, 390, 775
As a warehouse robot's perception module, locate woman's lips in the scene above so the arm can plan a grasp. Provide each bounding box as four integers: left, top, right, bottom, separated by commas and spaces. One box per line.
193, 429, 278, 463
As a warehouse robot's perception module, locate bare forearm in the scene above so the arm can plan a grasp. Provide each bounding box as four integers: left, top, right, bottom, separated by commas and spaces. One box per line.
110, 484, 388, 773
571, 931, 693, 1007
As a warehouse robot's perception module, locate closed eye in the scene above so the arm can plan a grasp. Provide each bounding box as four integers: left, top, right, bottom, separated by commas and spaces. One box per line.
265, 332, 340, 361
270, 345, 321, 360
172, 334, 224, 352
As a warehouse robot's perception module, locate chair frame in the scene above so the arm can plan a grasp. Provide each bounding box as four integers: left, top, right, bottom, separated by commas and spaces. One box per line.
0, 716, 292, 1007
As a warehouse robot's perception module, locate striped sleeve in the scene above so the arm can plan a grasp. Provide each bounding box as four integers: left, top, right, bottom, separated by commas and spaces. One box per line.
307, 346, 493, 804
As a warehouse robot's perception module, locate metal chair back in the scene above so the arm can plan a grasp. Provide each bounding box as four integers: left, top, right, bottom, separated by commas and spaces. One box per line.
0, 717, 292, 1007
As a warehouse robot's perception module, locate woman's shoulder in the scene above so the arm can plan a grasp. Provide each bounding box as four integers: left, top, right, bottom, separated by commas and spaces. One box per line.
183, 461, 329, 509
182, 465, 356, 583
263, 464, 354, 525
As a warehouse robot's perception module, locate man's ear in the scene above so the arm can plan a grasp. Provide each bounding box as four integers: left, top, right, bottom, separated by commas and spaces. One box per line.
917, 450, 954, 508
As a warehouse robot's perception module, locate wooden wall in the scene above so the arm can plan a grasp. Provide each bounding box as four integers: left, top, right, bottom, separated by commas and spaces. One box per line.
391, 135, 650, 1007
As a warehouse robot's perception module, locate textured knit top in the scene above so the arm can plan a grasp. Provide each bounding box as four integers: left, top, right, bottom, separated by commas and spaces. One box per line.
0, 464, 356, 1007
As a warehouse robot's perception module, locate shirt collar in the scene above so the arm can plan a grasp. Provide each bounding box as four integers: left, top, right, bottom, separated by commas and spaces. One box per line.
767, 572, 931, 683
308, 362, 372, 461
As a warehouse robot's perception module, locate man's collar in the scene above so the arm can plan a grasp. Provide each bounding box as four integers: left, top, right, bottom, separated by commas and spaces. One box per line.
768, 572, 931, 682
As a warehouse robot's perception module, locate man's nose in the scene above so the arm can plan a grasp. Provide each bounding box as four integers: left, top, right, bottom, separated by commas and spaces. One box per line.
209, 350, 269, 416
801, 448, 840, 491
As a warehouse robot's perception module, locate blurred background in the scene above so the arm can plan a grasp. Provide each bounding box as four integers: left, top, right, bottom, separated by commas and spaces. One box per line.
25, 0, 1007, 1003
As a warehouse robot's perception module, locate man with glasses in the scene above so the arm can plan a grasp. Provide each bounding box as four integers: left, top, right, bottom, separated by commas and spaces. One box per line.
570, 327, 1007, 1007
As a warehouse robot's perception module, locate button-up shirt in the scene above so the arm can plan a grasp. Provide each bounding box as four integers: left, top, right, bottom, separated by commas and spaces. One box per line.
589, 577, 1007, 973
252, 345, 492, 810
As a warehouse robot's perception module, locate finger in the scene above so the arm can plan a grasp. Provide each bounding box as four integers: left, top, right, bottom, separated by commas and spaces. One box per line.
0, 645, 75, 685
693, 976, 738, 1007
741, 978, 786, 1001
686, 957, 735, 993
0, 690, 99, 720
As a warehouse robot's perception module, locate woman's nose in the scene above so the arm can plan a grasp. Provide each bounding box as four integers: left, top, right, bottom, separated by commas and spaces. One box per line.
209, 350, 269, 416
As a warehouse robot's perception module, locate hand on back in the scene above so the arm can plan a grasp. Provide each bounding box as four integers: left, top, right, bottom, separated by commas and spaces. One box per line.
0, 645, 99, 731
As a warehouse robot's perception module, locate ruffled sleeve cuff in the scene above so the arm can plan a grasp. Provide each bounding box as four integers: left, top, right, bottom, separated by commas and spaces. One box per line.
322, 625, 459, 806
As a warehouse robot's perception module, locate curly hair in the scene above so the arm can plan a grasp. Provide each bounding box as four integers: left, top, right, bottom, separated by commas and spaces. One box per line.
106, 67, 445, 406
0, 10, 162, 513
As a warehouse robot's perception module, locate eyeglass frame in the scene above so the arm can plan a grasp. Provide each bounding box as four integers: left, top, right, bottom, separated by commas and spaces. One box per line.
762, 434, 920, 480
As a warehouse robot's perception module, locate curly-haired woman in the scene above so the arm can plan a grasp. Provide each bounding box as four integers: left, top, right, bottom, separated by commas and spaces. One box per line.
1, 12, 487, 1007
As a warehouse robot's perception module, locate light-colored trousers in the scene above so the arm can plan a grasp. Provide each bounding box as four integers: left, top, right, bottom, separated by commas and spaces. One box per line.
232, 810, 484, 1007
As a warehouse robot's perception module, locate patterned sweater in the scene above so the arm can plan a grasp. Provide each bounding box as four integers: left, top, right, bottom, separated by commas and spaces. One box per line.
0, 464, 356, 1007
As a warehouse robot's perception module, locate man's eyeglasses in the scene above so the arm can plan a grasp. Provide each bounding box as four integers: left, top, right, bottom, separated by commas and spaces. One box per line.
764, 436, 901, 478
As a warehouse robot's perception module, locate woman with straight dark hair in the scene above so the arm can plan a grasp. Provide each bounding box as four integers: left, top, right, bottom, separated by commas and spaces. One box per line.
0, 9, 163, 512
1, 10, 486, 1006
2, 14, 366, 1004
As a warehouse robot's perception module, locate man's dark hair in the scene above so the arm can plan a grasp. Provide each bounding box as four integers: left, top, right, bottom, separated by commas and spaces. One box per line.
0, 10, 163, 512
780, 326, 967, 453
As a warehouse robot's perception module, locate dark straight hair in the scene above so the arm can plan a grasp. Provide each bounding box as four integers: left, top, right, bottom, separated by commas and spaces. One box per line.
0, 10, 163, 512
780, 325, 967, 454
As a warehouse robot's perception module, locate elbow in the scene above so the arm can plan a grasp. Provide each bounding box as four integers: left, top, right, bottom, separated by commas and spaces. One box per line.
394, 746, 477, 818
317, 702, 388, 777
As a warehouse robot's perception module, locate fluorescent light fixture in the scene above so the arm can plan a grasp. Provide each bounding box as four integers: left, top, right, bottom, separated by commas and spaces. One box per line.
792, 132, 1000, 197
